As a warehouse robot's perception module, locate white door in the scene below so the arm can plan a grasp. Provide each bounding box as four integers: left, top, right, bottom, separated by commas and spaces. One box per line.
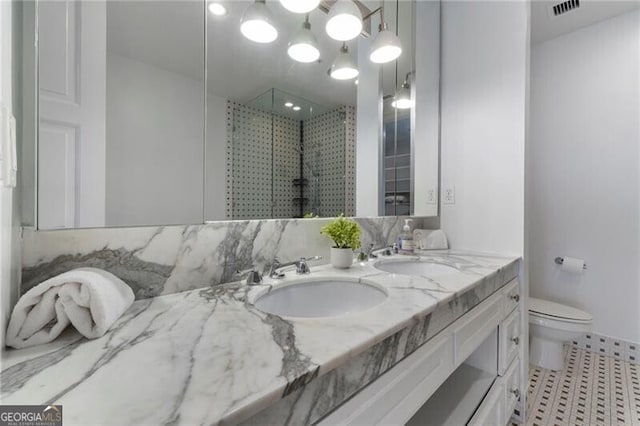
38, 0, 106, 228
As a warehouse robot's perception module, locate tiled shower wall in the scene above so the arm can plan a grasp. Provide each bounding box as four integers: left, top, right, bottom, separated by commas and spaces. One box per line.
226, 102, 300, 220
302, 106, 356, 217
226, 102, 356, 219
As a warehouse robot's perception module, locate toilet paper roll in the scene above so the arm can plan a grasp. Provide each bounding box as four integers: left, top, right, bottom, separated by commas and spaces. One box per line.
562, 256, 585, 273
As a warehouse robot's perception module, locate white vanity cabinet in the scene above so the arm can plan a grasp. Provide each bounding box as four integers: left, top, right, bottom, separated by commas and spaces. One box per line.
319, 279, 523, 426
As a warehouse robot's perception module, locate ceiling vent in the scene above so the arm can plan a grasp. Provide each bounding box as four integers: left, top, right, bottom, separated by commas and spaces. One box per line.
550, 0, 580, 17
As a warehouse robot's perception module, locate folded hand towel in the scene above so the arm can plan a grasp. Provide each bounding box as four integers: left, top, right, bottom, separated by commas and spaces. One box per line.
6, 268, 134, 349
413, 229, 449, 250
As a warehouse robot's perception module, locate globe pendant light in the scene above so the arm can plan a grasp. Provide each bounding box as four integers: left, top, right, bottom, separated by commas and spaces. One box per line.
391, 80, 412, 109
288, 15, 320, 63
280, 0, 320, 14
240, 0, 278, 44
325, 0, 363, 41
369, 21, 402, 64
330, 43, 358, 80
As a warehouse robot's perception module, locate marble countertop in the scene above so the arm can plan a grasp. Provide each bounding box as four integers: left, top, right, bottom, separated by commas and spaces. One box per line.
1, 250, 520, 425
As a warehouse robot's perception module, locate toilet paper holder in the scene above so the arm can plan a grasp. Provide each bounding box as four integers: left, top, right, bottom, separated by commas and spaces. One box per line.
554, 257, 587, 269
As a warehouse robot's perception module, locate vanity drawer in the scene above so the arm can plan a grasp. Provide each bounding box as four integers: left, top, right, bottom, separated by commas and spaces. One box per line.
499, 308, 521, 376
502, 279, 520, 316
503, 357, 521, 422
319, 330, 454, 426
453, 290, 503, 366
467, 379, 505, 426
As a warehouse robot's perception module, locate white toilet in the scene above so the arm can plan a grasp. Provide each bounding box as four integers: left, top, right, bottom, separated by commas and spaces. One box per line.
529, 297, 593, 371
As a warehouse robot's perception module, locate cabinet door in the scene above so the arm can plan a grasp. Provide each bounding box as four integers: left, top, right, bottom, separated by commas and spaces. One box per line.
503, 358, 521, 422
453, 290, 503, 366
499, 308, 521, 375
502, 279, 520, 316
468, 380, 505, 426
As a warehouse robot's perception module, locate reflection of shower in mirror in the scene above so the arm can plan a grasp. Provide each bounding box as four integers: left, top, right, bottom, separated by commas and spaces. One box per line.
226, 88, 355, 220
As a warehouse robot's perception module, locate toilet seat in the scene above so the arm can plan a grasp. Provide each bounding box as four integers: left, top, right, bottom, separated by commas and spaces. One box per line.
529, 297, 593, 324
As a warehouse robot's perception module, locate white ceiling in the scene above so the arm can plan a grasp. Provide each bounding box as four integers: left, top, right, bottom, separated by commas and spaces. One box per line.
206, 0, 359, 108
107, 2, 205, 82
106, 1, 416, 110
531, 0, 640, 43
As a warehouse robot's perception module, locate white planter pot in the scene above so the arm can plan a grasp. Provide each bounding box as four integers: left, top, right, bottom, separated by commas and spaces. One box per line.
331, 247, 354, 269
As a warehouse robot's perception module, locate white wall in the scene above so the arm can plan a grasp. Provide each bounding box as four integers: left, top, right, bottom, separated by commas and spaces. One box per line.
356, 34, 381, 217
529, 11, 640, 342
440, 0, 528, 255
1, 0, 21, 348
413, 0, 440, 218
204, 93, 227, 221
105, 53, 204, 226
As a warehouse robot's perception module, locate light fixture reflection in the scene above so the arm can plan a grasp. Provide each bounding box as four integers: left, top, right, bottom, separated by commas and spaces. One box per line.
287, 16, 320, 63
285, 102, 293, 107
369, 22, 402, 63
391, 80, 413, 109
330, 43, 358, 80
293, 106, 302, 111
325, 0, 363, 41
240, 0, 278, 44
280, 0, 320, 14
208, 2, 227, 16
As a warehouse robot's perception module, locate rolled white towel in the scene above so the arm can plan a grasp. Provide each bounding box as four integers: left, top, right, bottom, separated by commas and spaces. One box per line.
6, 268, 134, 349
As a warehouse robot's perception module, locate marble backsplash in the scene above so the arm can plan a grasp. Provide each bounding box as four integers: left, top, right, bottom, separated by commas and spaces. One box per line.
21, 216, 437, 300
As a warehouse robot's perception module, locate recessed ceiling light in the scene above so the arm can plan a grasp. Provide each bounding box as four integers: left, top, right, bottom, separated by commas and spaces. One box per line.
208, 2, 227, 16
354, 79, 358, 85
293, 106, 301, 111
285, 102, 294, 107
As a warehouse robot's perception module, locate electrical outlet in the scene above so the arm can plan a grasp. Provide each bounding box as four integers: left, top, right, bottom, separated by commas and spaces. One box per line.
426, 188, 437, 204
443, 187, 455, 204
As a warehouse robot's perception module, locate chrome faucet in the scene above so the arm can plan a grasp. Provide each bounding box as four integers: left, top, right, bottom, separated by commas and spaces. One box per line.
366, 244, 394, 259
269, 256, 323, 279
235, 266, 263, 286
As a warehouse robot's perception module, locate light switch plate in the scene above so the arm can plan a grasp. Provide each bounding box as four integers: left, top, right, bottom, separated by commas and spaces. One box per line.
443, 187, 455, 204
426, 188, 437, 204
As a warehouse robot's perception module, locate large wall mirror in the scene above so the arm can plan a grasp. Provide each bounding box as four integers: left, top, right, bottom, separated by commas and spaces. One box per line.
23, 0, 440, 229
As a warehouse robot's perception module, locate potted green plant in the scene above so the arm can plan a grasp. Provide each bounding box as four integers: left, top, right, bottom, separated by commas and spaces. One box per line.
320, 215, 362, 269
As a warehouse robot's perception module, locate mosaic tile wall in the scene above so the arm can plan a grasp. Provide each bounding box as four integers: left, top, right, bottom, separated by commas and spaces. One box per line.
226, 102, 356, 220
571, 333, 640, 365
303, 106, 351, 217
344, 105, 356, 216
273, 114, 301, 218
226, 102, 300, 219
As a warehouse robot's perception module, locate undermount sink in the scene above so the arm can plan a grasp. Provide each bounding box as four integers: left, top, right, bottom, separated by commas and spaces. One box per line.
254, 279, 387, 318
374, 259, 460, 277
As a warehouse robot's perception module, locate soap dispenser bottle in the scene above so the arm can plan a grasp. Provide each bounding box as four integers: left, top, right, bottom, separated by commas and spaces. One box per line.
398, 219, 414, 255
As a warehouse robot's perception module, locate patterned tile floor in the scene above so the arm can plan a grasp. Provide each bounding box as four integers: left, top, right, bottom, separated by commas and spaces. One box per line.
527, 346, 640, 425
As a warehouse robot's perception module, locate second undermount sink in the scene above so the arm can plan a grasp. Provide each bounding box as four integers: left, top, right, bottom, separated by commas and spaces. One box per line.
254, 279, 387, 318
374, 259, 460, 277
